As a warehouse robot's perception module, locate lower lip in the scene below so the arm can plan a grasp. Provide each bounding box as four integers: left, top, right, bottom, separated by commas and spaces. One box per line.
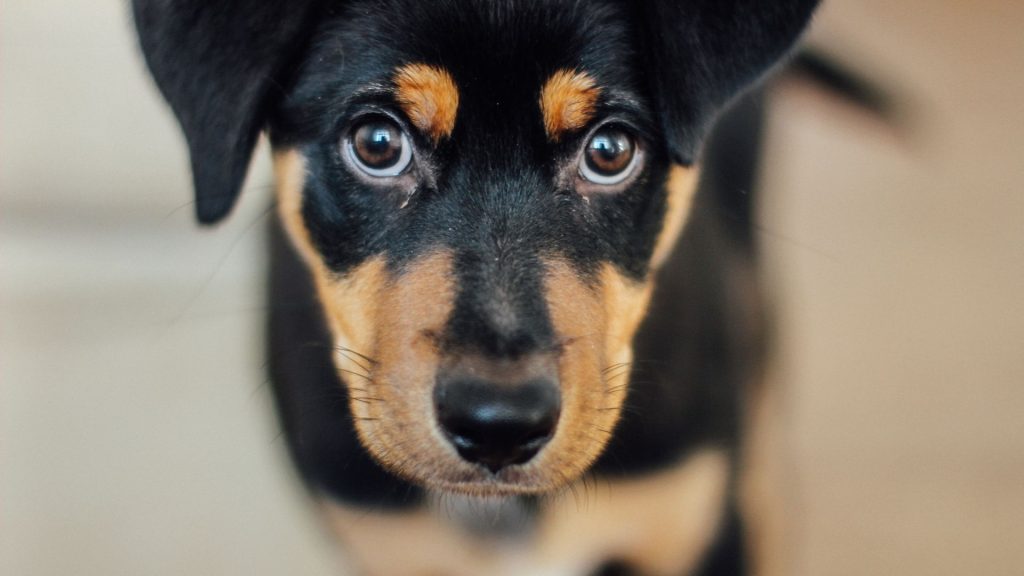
436, 473, 545, 497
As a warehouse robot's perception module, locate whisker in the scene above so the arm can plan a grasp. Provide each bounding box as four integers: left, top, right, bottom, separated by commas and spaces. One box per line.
604, 381, 630, 395
601, 362, 632, 375
334, 348, 373, 374
336, 366, 373, 382
603, 369, 632, 386
349, 396, 385, 405
335, 346, 379, 366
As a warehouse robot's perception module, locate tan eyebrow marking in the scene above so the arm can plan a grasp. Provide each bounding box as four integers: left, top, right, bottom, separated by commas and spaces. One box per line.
540, 69, 601, 141
393, 63, 459, 142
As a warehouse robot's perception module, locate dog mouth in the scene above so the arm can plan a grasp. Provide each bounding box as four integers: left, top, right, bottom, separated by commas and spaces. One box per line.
346, 350, 625, 497
347, 376, 620, 498
428, 465, 557, 497
344, 348, 627, 497
319, 251, 642, 498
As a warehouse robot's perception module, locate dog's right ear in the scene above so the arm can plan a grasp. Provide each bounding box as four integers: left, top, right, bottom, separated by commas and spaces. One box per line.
133, 0, 322, 224
637, 0, 820, 165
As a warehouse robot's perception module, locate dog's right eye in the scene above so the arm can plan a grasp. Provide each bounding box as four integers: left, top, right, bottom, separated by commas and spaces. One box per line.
345, 117, 412, 178
578, 125, 639, 187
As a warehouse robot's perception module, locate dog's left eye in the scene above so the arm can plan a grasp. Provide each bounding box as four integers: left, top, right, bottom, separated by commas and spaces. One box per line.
579, 126, 638, 185
345, 117, 412, 178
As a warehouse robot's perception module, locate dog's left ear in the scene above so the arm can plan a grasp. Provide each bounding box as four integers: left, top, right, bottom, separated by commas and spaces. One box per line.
637, 0, 820, 164
133, 0, 323, 224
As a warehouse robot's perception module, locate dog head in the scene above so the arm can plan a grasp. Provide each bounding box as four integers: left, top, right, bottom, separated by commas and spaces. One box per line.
135, 0, 816, 496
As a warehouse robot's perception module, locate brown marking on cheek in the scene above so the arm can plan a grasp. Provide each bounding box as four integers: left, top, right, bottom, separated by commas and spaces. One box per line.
534, 262, 651, 487
351, 251, 460, 483
394, 63, 459, 142
537, 260, 653, 490
600, 263, 654, 367
650, 164, 700, 269
275, 148, 455, 482
319, 258, 387, 363
274, 149, 385, 361
539, 69, 600, 142
273, 149, 317, 267
276, 149, 517, 492
539, 260, 620, 486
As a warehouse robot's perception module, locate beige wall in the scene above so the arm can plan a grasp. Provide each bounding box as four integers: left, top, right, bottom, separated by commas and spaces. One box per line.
764, 2, 1024, 574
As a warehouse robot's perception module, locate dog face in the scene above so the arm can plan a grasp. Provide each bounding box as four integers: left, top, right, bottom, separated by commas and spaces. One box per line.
270, 3, 679, 494
135, 0, 817, 496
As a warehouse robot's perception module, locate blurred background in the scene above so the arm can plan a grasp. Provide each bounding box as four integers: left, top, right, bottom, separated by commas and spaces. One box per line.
2, 1, 1021, 574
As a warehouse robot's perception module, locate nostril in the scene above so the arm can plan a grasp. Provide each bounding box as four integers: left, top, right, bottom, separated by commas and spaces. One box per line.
434, 374, 560, 473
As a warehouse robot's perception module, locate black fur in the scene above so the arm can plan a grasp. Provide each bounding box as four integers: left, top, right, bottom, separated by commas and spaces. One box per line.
636, 0, 819, 164
267, 220, 421, 509
135, 1, 818, 573
265, 90, 765, 496
134, 0, 817, 226
133, 0, 323, 223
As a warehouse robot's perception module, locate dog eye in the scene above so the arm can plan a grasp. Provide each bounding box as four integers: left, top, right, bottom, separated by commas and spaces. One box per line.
346, 117, 412, 177
579, 127, 637, 185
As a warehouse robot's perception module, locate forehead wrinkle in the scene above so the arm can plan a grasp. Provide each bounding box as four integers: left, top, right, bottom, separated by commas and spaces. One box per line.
597, 87, 648, 116
348, 81, 393, 101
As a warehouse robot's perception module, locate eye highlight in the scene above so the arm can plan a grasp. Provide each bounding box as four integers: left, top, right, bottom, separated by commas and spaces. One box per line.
579, 126, 638, 186
345, 116, 412, 178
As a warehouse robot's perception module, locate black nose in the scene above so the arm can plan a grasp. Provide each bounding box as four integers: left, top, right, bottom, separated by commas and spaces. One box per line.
434, 369, 560, 473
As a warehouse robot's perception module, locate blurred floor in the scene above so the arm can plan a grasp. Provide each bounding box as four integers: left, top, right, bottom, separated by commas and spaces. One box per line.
2, 1, 1022, 575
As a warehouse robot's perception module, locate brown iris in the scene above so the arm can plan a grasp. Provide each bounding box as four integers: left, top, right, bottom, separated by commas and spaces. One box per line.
349, 117, 408, 174
583, 127, 635, 179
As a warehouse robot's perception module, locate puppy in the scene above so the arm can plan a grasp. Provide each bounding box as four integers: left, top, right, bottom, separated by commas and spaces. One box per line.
134, 1, 818, 574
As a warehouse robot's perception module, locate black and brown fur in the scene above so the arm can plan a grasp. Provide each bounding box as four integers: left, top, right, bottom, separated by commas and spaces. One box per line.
134, 1, 818, 574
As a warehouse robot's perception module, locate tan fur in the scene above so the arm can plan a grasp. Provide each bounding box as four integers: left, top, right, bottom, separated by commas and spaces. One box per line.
275, 150, 386, 366
651, 165, 700, 269
539, 69, 601, 141
540, 260, 654, 489
394, 63, 460, 142
324, 504, 489, 576
541, 260, 618, 486
599, 263, 654, 368
324, 450, 729, 576
273, 150, 318, 267
539, 167, 693, 472
539, 449, 730, 576
275, 148, 710, 522
275, 149, 457, 485
274, 147, 628, 496
352, 250, 459, 483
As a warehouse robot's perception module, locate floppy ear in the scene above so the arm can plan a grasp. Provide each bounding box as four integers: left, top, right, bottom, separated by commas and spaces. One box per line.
638, 0, 819, 164
133, 0, 322, 224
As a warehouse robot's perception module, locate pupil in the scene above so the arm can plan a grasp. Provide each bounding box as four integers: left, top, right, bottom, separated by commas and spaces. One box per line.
586, 130, 632, 175
355, 121, 400, 168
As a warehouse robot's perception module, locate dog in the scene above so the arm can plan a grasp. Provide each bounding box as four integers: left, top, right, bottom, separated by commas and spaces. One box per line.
134, 1, 818, 574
